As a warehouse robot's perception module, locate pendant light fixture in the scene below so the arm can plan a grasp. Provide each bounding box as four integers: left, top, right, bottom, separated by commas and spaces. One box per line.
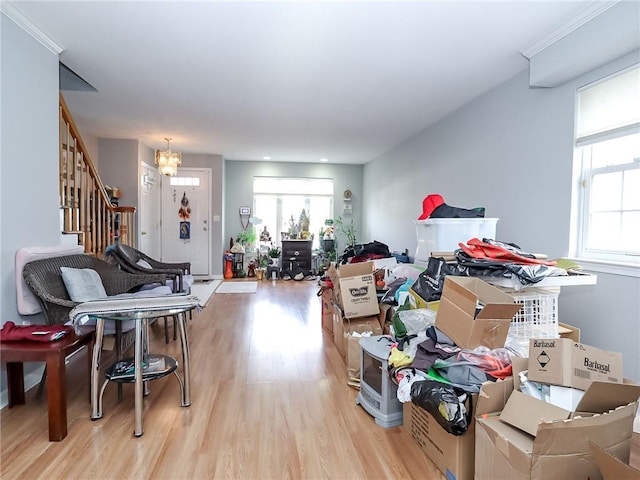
155, 137, 182, 176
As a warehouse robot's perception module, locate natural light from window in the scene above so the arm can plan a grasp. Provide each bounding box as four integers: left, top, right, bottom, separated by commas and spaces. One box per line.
169, 176, 201, 186
253, 177, 334, 251
571, 65, 640, 275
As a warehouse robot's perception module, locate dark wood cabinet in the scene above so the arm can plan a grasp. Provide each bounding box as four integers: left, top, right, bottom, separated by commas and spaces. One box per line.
281, 240, 312, 273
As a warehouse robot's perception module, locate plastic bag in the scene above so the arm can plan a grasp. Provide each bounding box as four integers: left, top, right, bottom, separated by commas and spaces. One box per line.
411, 257, 460, 302
398, 308, 437, 336
410, 379, 472, 436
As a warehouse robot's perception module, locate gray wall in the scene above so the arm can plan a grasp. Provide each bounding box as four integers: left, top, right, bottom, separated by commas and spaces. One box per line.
181, 153, 224, 277
224, 161, 363, 256
97, 138, 139, 209
99, 143, 225, 277
363, 51, 640, 380
1, 14, 61, 398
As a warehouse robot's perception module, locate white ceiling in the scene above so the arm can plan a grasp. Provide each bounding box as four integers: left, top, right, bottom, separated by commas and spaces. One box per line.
10, 1, 592, 164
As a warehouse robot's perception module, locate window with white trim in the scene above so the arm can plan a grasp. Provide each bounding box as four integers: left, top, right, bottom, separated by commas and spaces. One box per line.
571, 65, 640, 270
252, 177, 334, 251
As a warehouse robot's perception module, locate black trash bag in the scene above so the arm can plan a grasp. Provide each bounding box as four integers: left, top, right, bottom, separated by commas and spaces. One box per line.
411, 256, 463, 303
410, 379, 473, 436
340, 240, 390, 264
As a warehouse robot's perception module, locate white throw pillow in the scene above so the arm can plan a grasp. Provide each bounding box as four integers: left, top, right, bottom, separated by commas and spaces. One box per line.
136, 259, 153, 269
60, 267, 108, 302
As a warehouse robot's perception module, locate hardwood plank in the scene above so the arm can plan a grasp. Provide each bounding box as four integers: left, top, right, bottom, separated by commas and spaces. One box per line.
1, 280, 637, 479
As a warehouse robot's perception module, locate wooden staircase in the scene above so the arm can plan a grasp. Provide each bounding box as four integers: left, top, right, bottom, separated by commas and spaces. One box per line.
59, 93, 136, 256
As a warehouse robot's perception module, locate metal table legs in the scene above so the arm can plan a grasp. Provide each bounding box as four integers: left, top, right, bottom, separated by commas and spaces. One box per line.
89, 310, 192, 437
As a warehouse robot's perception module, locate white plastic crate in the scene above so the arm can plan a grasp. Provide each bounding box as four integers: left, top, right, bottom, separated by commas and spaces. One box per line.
414, 218, 498, 262
503, 287, 560, 342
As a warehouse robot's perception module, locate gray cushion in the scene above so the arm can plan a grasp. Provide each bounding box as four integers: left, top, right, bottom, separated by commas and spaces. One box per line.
60, 267, 108, 302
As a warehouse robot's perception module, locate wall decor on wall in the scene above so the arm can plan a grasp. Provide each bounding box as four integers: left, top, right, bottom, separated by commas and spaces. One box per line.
179, 192, 191, 239
239, 206, 251, 230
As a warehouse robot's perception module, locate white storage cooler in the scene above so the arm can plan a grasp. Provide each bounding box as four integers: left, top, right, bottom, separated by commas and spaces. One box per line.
414, 218, 498, 263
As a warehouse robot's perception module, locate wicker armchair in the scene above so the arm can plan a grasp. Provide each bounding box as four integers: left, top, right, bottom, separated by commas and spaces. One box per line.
22, 254, 168, 355
105, 244, 191, 294
22, 254, 169, 400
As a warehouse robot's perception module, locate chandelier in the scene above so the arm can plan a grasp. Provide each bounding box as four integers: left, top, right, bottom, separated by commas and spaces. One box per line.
155, 137, 182, 176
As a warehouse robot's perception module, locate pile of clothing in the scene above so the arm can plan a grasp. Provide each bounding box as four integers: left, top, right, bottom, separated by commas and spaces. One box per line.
387, 325, 513, 435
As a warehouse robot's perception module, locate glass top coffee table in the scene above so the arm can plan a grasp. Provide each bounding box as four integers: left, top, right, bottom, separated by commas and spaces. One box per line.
87, 303, 196, 437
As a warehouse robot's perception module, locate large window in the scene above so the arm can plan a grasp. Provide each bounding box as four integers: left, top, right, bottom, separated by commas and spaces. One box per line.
571, 65, 640, 273
252, 177, 334, 251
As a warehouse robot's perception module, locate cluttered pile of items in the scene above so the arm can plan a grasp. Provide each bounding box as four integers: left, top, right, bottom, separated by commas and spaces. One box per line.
318, 194, 638, 480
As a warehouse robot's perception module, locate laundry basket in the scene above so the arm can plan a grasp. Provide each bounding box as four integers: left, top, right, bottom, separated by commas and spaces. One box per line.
502, 287, 560, 354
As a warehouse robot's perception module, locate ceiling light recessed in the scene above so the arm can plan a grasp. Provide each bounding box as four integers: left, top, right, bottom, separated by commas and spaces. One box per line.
320, 158, 328, 163
263, 156, 271, 161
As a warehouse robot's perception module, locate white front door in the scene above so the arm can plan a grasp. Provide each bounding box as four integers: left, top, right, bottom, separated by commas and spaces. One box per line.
139, 163, 161, 259
161, 168, 211, 276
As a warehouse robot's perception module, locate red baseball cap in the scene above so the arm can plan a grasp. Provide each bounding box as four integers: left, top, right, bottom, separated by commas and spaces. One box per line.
418, 194, 445, 220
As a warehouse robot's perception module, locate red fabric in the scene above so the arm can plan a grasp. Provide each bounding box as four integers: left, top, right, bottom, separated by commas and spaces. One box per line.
0, 321, 72, 342
458, 238, 556, 266
417, 194, 445, 220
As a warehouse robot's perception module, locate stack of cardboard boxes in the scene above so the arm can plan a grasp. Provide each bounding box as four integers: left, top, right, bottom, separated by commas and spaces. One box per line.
475, 340, 639, 480
323, 262, 387, 361
320, 266, 639, 480
402, 276, 522, 480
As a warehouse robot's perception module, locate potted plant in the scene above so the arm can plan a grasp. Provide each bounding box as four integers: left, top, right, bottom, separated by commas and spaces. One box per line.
235, 229, 257, 252
334, 216, 357, 247
256, 253, 269, 280
268, 246, 281, 268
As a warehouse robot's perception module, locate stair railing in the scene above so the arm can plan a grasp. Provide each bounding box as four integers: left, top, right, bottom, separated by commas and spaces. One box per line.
59, 93, 136, 256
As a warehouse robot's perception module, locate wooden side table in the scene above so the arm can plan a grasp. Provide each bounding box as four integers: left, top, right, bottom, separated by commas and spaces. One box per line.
0, 330, 94, 441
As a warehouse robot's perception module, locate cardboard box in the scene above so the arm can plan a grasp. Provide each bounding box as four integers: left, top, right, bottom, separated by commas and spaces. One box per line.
528, 338, 623, 390
589, 440, 640, 480
476, 381, 640, 480
403, 378, 513, 480
408, 287, 440, 311
435, 276, 521, 349
319, 286, 333, 334
332, 303, 382, 360
558, 321, 580, 342
326, 262, 379, 319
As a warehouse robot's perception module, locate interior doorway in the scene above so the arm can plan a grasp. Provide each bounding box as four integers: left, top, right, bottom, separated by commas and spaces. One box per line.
139, 162, 161, 259
161, 168, 212, 277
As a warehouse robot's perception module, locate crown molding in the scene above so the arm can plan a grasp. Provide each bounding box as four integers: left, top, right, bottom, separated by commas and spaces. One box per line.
519, 0, 619, 59
1, 1, 63, 55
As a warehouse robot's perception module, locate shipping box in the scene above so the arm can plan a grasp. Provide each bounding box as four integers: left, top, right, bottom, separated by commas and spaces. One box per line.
435, 276, 521, 349
403, 378, 513, 480
589, 440, 640, 480
327, 262, 379, 319
332, 303, 382, 360
528, 338, 623, 390
558, 321, 580, 342
408, 287, 440, 311
475, 380, 640, 480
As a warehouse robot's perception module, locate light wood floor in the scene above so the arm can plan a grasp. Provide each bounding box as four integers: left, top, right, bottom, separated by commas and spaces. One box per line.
1, 280, 638, 479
